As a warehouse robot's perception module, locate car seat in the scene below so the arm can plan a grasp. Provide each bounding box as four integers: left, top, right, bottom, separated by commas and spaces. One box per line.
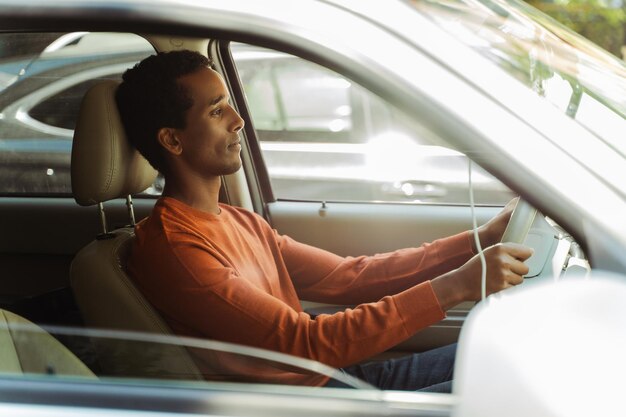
69, 80, 202, 380
0, 308, 95, 378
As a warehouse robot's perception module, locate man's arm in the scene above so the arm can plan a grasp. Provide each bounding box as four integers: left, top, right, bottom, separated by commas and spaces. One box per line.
431, 242, 533, 309
280, 198, 520, 306
142, 241, 446, 369
279, 230, 475, 305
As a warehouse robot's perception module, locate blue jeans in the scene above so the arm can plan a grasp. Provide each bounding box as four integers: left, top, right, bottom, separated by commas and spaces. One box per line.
325, 343, 456, 393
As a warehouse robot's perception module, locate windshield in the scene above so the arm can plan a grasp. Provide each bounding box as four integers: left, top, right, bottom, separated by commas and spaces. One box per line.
407, 0, 626, 157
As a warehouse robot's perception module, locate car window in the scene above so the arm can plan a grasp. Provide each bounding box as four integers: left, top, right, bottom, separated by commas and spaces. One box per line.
29, 79, 107, 130
0, 32, 158, 195
232, 43, 515, 205
0, 321, 371, 390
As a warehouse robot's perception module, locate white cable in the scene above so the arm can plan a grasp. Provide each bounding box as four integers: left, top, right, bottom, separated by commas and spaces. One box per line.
468, 159, 487, 301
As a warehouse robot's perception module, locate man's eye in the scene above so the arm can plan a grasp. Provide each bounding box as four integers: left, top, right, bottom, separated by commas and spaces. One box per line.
210, 108, 223, 116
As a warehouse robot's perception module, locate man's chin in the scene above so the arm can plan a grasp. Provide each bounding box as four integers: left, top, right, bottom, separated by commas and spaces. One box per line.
221, 159, 242, 176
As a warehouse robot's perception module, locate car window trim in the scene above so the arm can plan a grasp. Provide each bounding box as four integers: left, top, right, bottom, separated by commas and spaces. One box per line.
215, 40, 276, 213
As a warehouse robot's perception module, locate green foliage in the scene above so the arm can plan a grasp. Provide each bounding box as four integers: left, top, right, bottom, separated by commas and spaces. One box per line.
526, 0, 625, 57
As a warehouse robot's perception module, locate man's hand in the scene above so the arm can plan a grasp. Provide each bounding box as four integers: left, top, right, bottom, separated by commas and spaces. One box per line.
472, 198, 518, 252
431, 242, 533, 309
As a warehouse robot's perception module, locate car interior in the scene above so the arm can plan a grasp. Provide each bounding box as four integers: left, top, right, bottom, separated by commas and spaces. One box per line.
69, 79, 204, 380
2, 30, 578, 385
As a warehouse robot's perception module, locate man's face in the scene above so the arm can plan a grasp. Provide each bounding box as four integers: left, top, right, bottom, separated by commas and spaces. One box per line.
173, 67, 245, 177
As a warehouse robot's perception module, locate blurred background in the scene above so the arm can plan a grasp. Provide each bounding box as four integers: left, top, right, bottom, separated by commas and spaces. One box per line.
526, 0, 626, 59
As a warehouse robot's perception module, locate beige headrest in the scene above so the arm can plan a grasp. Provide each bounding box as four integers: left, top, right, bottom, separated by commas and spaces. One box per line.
71, 80, 157, 206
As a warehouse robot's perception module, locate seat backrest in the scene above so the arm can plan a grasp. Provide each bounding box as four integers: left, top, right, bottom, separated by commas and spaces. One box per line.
70, 80, 202, 380
0, 309, 95, 378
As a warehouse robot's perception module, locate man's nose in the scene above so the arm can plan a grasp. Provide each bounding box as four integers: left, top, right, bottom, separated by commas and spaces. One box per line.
231, 107, 245, 132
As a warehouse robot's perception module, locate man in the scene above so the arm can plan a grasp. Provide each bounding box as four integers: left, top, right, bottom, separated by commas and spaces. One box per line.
116, 50, 532, 392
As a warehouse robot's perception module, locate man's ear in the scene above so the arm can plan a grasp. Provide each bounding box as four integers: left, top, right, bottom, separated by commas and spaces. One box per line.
157, 128, 183, 156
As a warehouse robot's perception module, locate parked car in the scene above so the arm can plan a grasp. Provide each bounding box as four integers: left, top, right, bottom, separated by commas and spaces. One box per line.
0, 0, 624, 416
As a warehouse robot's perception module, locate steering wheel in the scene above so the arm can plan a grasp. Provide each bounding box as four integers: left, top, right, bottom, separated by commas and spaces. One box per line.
500, 199, 538, 244
497, 198, 588, 286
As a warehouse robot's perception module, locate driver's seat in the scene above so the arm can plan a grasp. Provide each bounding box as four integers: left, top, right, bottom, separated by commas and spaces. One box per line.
69, 80, 202, 380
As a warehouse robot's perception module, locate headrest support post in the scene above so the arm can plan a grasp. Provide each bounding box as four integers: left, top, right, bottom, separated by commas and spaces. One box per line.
126, 195, 136, 226
98, 202, 108, 235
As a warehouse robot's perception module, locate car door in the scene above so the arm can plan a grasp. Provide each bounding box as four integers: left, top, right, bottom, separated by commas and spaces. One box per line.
216, 41, 516, 353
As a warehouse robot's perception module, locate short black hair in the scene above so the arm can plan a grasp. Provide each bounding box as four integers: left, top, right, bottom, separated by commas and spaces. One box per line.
116, 50, 211, 173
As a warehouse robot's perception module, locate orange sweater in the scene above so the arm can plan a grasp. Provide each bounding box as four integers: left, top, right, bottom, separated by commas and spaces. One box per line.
127, 197, 474, 386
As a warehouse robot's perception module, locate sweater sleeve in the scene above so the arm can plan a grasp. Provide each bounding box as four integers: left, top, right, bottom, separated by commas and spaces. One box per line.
148, 237, 446, 368
279, 230, 475, 305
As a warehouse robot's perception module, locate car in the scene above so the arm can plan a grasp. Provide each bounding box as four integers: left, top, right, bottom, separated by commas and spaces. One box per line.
0, 0, 624, 416
0, 33, 513, 203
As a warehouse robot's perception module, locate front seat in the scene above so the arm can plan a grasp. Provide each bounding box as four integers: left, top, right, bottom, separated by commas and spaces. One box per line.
69, 80, 202, 380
